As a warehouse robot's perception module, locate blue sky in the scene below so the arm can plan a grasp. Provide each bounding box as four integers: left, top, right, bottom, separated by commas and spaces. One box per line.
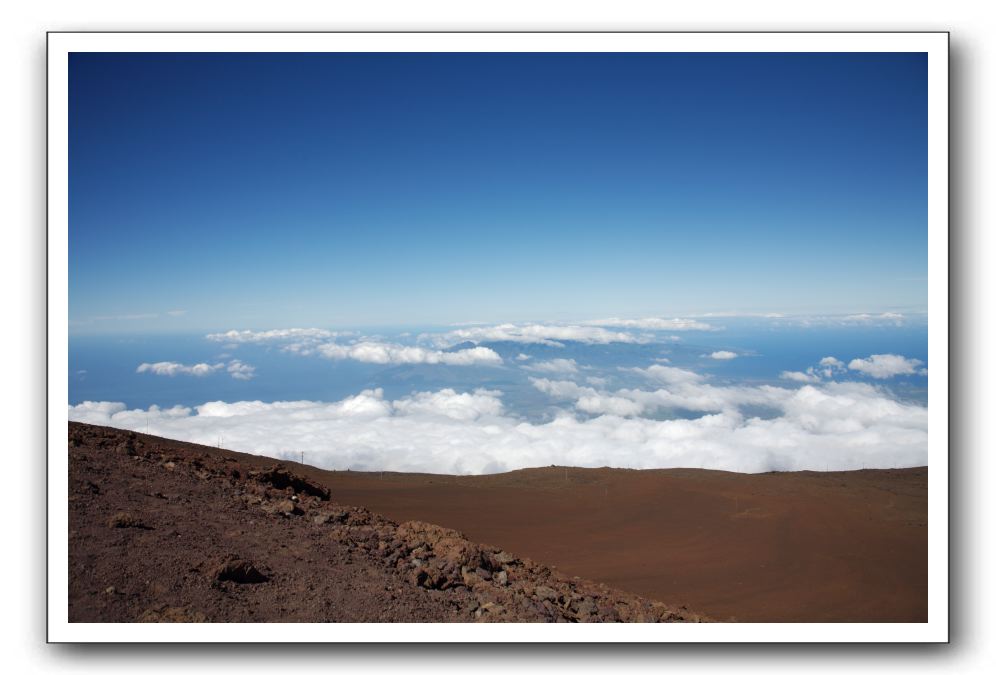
69, 52, 927, 333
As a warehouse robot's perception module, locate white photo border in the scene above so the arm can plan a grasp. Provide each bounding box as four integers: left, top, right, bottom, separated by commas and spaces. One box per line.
47, 31, 949, 643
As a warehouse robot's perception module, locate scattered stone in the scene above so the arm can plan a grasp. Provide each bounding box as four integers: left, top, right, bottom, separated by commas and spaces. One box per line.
211, 556, 268, 584
534, 585, 559, 602
276, 499, 301, 516
573, 596, 597, 617
107, 512, 150, 529
494, 551, 515, 565
248, 466, 331, 500
461, 567, 482, 587
68, 422, 711, 624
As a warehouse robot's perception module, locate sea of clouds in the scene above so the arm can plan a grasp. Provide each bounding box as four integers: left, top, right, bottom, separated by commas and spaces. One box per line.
70, 371, 926, 476
72, 316, 928, 475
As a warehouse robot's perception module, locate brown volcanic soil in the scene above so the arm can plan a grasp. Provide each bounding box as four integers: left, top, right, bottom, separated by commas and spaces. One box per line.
320, 464, 928, 622
68, 423, 707, 623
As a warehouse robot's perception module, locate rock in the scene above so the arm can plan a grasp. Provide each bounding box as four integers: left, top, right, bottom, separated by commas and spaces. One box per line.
493, 550, 515, 565
211, 556, 268, 584
104, 586, 115, 594
461, 566, 482, 588
495, 570, 508, 586
474, 602, 504, 619
573, 596, 597, 617
107, 512, 149, 529
534, 585, 559, 602
263, 499, 302, 516
248, 466, 331, 500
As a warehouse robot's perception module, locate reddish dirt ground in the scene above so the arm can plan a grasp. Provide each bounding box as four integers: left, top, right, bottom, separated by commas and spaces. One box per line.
68, 422, 926, 622
319, 465, 928, 622
68, 423, 706, 623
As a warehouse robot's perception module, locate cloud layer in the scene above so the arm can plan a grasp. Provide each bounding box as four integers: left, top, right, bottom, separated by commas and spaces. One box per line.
582, 317, 714, 331
71, 370, 926, 475
206, 328, 344, 344
206, 328, 501, 367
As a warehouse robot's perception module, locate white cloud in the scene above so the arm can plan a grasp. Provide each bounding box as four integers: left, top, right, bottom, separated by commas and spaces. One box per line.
582, 317, 715, 331
522, 358, 580, 375
136, 361, 223, 377
70, 377, 927, 475
515, 353, 532, 361
70, 401, 128, 418
427, 323, 646, 347
848, 354, 925, 379
206, 328, 343, 344
780, 370, 821, 384
775, 312, 915, 328
843, 312, 906, 325
226, 359, 256, 380
315, 342, 502, 366
392, 388, 505, 421
708, 350, 738, 360
782, 354, 914, 384
136, 360, 256, 380
695, 311, 785, 319
624, 364, 704, 386
535, 371, 783, 418
206, 328, 501, 367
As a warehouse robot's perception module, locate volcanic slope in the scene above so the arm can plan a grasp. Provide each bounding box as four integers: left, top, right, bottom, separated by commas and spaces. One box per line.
68, 422, 707, 623
321, 462, 928, 622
